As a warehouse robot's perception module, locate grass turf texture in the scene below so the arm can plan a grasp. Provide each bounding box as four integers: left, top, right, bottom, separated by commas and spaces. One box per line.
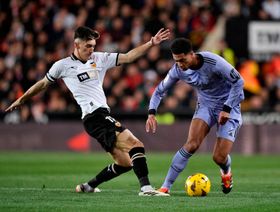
0, 152, 279, 211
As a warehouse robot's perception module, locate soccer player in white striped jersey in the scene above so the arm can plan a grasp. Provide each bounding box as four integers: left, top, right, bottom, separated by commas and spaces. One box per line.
5, 26, 170, 196
146, 38, 245, 195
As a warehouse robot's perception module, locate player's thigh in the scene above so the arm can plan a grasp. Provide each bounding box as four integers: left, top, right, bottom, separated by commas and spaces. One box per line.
213, 119, 240, 162
184, 118, 210, 153
115, 129, 143, 152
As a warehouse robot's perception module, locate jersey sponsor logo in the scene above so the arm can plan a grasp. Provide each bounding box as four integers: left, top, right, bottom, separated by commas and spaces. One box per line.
88, 70, 98, 79
77, 69, 99, 82
77, 72, 90, 82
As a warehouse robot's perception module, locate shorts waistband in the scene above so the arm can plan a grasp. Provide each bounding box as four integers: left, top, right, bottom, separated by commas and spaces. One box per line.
82, 107, 110, 122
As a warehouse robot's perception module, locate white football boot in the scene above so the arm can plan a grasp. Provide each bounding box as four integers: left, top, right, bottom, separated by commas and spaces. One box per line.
75, 183, 101, 193
138, 185, 170, 196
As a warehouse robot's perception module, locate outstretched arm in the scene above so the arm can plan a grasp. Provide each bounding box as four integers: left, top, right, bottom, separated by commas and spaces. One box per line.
117, 28, 170, 65
5, 77, 51, 112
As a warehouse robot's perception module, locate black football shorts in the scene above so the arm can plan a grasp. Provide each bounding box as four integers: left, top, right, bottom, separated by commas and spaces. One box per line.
82, 108, 126, 152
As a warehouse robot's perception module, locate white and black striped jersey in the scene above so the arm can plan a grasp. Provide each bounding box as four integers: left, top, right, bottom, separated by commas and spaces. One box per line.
46, 52, 118, 118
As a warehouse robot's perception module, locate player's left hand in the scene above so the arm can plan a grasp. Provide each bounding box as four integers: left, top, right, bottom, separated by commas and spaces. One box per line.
151, 28, 170, 45
218, 111, 230, 125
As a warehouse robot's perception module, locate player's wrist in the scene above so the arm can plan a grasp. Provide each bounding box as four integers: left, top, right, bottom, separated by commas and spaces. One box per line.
148, 109, 156, 115
150, 37, 155, 46
222, 105, 231, 113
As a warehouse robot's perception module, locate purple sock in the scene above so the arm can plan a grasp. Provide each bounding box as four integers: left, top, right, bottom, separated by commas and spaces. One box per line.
162, 148, 192, 190
219, 155, 231, 174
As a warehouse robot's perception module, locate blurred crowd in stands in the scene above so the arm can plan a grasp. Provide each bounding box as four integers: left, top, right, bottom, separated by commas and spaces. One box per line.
0, 0, 280, 123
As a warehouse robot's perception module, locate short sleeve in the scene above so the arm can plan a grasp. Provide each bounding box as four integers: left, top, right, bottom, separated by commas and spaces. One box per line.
93, 52, 118, 70
46, 61, 64, 82
214, 55, 240, 83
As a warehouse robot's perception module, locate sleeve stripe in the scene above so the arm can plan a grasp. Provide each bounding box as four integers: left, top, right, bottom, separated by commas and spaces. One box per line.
115, 53, 120, 66
46, 72, 55, 82
204, 58, 216, 66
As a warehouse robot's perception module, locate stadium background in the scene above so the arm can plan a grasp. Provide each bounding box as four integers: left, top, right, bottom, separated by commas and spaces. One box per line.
0, 1, 280, 211
0, 0, 279, 152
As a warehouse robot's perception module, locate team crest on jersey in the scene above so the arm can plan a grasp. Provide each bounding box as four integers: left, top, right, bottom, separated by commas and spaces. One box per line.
90, 62, 96, 68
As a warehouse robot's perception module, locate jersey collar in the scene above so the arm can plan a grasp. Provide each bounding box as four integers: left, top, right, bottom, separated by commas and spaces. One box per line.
190, 54, 204, 70
71, 53, 87, 64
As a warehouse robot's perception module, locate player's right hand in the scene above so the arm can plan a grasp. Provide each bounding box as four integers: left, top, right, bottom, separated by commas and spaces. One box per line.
5, 98, 24, 112
146, 114, 157, 133
218, 111, 230, 125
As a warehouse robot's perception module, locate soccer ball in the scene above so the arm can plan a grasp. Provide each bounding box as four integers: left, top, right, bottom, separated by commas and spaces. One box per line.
185, 173, 211, 196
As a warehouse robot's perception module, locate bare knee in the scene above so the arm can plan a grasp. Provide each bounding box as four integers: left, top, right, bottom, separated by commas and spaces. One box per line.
213, 152, 227, 165
110, 149, 133, 167
183, 138, 201, 154
116, 129, 144, 151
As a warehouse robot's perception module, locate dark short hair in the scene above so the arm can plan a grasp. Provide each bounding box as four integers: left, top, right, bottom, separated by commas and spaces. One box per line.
170, 38, 192, 54
74, 26, 100, 41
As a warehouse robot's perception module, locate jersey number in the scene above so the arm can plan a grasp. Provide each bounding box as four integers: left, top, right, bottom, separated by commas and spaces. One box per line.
105, 116, 116, 123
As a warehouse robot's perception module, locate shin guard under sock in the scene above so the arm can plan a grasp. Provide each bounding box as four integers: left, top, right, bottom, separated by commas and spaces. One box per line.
129, 147, 150, 187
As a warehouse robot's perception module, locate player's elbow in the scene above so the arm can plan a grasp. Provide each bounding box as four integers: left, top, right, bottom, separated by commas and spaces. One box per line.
240, 91, 245, 102
155, 88, 165, 99
39, 78, 51, 90
119, 53, 134, 64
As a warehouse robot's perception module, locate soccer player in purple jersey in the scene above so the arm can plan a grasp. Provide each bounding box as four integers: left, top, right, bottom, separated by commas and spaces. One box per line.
146, 38, 244, 194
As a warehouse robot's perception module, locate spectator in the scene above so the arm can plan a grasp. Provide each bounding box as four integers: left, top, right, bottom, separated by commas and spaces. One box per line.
213, 39, 236, 66
0, 0, 279, 122
261, 0, 280, 20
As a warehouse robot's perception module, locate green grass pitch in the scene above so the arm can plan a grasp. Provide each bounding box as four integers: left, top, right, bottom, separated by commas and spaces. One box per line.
0, 152, 279, 211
